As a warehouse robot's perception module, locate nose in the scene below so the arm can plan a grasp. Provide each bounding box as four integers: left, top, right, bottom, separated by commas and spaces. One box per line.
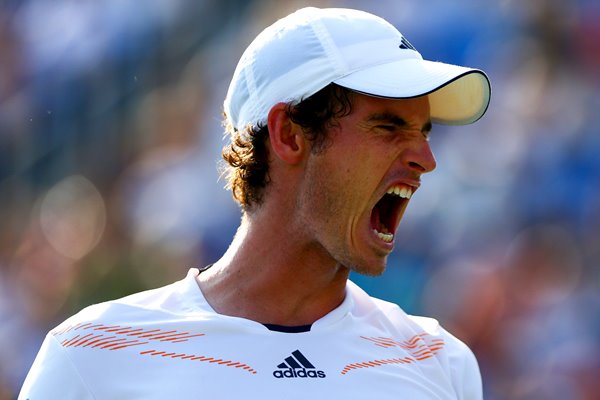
405, 140, 437, 173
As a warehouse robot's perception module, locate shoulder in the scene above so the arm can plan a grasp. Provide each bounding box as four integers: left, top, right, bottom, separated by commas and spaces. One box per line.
51, 268, 207, 336
20, 269, 212, 399
347, 281, 482, 399
347, 280, 470, 346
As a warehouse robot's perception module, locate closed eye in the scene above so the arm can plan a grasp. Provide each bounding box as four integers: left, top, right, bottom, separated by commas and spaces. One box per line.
377, 125, 432, 142
377, 125, 397, 132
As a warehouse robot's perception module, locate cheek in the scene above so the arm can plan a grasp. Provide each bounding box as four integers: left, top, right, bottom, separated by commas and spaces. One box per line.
301, 143, 388, 219
343, 148, 390, 192
303, 164, 344, 217
298, 155, 350, 228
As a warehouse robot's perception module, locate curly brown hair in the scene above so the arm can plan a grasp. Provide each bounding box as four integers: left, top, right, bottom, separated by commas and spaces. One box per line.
221, 83, 354, 212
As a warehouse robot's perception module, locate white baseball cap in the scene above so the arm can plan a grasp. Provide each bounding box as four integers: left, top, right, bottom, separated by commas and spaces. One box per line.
224, 7, 491, 131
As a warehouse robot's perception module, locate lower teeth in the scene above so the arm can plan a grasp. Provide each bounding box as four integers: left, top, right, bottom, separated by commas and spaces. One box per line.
373, 229, 394, 243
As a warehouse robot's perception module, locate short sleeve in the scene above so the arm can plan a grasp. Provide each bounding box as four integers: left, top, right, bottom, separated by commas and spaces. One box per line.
18, 334, 94, 400
443, 329, 483, 400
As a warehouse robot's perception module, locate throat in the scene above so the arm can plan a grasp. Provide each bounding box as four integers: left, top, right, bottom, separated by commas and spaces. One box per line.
197, 258, 348, 326
371, 194, 400, 234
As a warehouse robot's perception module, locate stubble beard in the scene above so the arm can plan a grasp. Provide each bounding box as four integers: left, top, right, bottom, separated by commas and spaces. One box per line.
297, 162, 388, 278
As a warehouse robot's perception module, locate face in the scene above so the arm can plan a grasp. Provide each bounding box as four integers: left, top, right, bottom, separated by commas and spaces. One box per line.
295, 93, 436, 276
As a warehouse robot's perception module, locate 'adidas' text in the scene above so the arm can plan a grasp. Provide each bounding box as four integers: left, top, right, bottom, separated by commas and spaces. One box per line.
273, 369, 326, 379
272, 350, 326, 379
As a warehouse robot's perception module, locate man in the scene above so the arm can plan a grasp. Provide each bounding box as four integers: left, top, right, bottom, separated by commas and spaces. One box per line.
20, 7, 490, 399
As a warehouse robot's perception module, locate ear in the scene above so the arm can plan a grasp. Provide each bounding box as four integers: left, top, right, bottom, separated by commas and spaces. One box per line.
267, 103, 307, 165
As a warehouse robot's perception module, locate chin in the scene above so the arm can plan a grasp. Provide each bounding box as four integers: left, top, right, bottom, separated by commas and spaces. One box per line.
348, 258, 388, 277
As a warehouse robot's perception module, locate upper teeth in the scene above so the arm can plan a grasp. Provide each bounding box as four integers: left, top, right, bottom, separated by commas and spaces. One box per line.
386, 185, 413, 199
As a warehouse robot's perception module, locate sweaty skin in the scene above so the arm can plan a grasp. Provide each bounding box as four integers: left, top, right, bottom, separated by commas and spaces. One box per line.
198, 94, 436, 327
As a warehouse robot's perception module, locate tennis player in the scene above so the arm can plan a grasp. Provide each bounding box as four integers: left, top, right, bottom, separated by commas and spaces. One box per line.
20, 7, 490, 399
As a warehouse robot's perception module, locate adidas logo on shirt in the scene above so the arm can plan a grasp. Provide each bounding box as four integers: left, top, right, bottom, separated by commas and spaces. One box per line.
272, 350, 326, 379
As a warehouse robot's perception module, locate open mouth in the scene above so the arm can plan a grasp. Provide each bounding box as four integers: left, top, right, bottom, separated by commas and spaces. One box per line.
370, 185, 413, 243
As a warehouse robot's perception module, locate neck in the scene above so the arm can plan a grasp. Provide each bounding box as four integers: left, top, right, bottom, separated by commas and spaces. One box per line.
196, 209, 349, 326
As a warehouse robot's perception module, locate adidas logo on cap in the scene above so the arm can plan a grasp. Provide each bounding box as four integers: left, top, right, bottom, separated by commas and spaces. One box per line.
272, 350, 326, 379
399, 36, 417, 51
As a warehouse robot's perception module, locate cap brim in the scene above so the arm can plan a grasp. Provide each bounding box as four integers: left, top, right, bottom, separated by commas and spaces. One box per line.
333, 59, 491, 125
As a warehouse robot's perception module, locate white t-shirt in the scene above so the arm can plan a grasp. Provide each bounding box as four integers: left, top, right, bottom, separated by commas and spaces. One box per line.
19, 268, 482, 399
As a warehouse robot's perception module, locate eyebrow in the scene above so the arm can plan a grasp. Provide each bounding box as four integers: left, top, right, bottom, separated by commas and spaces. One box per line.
367, 112, 432, 133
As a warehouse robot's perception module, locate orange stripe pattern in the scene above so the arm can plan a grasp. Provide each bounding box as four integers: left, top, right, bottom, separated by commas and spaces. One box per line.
340, 333, 445, 375
139, 349, 257, 374
53, 322, 205, 343
52, 322, 257, 375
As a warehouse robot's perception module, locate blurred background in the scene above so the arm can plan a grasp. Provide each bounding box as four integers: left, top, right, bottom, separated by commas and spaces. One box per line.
0, 0, 598, 398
